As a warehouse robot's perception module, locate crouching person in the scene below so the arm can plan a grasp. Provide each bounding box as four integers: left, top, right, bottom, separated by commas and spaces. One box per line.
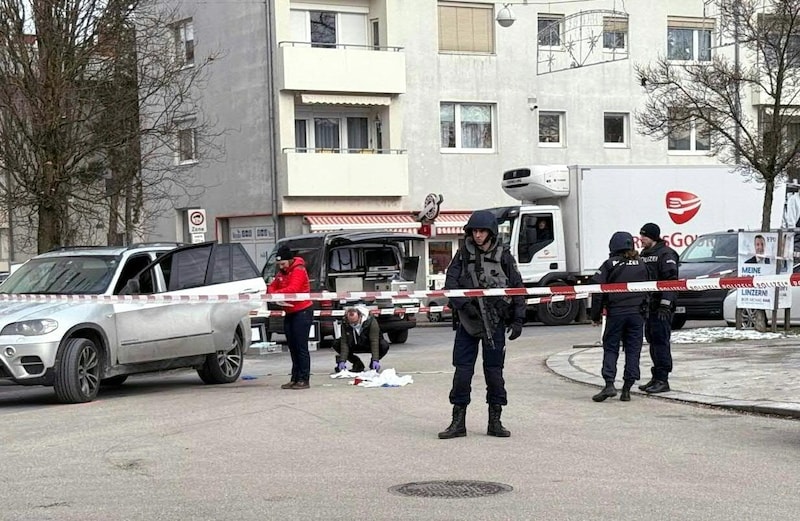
333, 305, 389, 373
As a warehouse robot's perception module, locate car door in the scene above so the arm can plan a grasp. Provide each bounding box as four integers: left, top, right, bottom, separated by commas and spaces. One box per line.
114, 243, 217, 363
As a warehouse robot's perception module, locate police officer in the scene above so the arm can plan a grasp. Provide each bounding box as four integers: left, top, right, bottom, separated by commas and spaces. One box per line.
638, 222, 679, 394
438, 210, 526, 439
590, 232, 649, 402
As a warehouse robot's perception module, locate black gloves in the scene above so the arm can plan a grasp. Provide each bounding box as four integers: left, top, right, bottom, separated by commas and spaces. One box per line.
657, 305, 672, 322
507, 322, 523, 341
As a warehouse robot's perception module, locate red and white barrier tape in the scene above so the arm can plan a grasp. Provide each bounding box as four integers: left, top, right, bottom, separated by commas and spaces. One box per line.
0, 272, 796, 304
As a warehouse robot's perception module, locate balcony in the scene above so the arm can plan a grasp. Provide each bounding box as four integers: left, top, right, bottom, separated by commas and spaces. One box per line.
278, 42, 406, 94
285, 148, 408, 197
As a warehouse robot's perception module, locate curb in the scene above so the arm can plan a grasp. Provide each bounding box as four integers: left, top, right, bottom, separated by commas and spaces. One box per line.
545, 348, 800, 419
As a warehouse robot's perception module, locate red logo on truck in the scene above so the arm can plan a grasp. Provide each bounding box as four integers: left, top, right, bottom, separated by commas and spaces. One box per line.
666, 191, 701, 224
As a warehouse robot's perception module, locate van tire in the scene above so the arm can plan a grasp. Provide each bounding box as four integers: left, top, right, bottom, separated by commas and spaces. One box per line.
388, 330, 409, 344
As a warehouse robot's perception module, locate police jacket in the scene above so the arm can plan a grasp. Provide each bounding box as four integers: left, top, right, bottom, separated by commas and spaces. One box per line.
445, 237, 526, 332
266, 256, 313, 313
640, 241, 679, 310
334, 314, 387, 361
590, 254, 649, 322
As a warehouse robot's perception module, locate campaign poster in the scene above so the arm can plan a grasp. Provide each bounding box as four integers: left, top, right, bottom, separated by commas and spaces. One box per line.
736, 232, 777, 310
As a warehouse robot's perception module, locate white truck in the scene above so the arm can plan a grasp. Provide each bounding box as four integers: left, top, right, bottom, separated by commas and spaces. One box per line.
489, 164, 784, 325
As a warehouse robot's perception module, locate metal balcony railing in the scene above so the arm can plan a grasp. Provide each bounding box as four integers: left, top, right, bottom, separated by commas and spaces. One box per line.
279, 41, 403, 52
283, 148, 407, 154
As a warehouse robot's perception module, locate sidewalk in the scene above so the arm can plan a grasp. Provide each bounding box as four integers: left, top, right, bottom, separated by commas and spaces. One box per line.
546, 334, 800, 418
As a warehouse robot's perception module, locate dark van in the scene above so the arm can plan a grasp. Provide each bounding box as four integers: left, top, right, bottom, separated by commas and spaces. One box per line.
252, 231, 425, 344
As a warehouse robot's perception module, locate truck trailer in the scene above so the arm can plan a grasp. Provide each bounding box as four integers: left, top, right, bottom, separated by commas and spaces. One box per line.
488, 164, 784, 325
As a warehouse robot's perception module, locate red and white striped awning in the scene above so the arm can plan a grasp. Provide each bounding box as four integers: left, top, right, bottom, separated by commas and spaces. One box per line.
304, 214, 420, 233
434, 213, 471, 235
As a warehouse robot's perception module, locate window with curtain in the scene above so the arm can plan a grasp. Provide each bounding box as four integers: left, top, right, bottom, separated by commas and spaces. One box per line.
347, 117, 369, 150
668, 109, 710, 152
667, 17, 713, 62
438, 2, 494, 53
603, 16, 627, 50
172, 19, 194, 66
314, 118, 340, 151
440, 102, 494, 151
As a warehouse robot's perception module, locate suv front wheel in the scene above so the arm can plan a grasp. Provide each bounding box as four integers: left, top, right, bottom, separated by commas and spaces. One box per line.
54, 337, 101, 404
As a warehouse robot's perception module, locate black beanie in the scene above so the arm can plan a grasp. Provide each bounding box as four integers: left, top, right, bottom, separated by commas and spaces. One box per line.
639, 223, 661, 242
275, 245, 293, 262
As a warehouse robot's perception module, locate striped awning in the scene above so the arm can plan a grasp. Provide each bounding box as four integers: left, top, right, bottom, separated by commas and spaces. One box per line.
434, 213, 471, 235
304, 214, 419, 233
298, 94, 392, 106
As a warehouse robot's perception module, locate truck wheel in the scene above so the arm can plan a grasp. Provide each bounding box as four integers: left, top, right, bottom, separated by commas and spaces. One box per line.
388, 330, 409, 344
54, 337, 101, 403
198, 332, 244, 384
671, 315, 687, 330
537, 285, 579, 325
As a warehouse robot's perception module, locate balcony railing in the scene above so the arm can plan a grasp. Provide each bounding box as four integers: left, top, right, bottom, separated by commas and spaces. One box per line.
279, 41, 403, 52
283, 148, 406, 154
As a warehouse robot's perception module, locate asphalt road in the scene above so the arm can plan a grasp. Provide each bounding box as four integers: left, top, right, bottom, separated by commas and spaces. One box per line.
1, 322, 799, 521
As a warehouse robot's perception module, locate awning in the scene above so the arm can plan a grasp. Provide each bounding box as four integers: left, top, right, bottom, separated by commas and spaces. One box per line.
434, 213, 471, 235
298, 94, 392, 106
305, 214, 419, 233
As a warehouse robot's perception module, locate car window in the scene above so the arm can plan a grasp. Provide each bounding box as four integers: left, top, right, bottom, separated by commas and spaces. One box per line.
114, 253, 156, 294
209, 244, 259, 284
0, 256, 118, 295
166, 245, 212, 291
680, 234, 737, 262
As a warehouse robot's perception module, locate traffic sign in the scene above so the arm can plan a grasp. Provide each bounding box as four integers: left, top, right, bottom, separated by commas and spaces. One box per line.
188, 209, 207, 233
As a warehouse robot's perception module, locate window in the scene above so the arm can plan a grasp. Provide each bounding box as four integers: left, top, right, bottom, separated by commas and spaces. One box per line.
346, 117, 369, 149
438, 2, 494, 53
667, 17, 713, 62
176, 122, 197, 164
440, 102, 494, 151
310, 11, 336, 48
295, 111, 377, 152
314, 118, 340, 150
604, 113, 628, 146
290, 9, 368, 48
173, 19, 194, 66
295, 119, 307, 150
538, 111, 564, 146
538, 14, 563, 47
371, 19, 380, 50
428, 241, 453, 276
603, 16, 627, 50
668, 109, 710, 152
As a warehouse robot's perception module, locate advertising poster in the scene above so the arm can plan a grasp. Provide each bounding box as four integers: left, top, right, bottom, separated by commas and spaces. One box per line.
737, 232, 777, 310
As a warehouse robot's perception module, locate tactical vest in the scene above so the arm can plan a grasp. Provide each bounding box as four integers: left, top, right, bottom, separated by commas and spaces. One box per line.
458, 240, 512, 328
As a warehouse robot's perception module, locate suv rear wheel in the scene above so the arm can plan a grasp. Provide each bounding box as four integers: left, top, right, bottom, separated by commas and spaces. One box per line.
198, 332, 244, 384
54, 337, 101, 403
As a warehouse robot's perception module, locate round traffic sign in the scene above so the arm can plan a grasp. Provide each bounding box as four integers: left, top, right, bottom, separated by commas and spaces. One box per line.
190, 210, 205, 226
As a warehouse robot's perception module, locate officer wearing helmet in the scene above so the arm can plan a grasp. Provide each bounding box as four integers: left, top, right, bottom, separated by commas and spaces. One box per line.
438, 210, 526, 440
590, 231, 649, 403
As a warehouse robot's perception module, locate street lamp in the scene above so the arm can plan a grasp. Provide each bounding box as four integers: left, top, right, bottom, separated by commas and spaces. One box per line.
495, 1, 528, 28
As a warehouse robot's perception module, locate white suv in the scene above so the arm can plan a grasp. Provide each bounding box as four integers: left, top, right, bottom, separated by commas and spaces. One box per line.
0, 242, 265, 403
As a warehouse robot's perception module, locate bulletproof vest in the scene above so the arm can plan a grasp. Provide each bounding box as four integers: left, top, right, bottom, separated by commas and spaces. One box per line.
462, 240, 508, 289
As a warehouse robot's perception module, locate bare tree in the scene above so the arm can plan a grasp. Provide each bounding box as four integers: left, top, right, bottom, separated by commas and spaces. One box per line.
635, 0, 800, 231
0, 0, 221, 254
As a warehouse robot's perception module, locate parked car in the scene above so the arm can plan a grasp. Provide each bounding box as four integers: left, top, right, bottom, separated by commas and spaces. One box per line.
722, 263, 800, 328
0, 242, 265, 403
253, 231, 425, 344
671, 231, 738, 329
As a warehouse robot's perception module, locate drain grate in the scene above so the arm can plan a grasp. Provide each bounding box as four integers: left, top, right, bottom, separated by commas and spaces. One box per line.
388, 480, 513, 499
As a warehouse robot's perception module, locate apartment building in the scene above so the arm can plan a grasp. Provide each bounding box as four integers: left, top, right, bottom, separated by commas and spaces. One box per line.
151, 0, 734, 285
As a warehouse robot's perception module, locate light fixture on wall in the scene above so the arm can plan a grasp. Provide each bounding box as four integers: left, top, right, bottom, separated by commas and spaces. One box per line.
527, 96, 538, 111
495, 1, 528, 28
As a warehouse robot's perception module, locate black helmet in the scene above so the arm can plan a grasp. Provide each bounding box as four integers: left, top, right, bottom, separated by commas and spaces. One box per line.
609, 231, 634, 253
464, 210, 498, 237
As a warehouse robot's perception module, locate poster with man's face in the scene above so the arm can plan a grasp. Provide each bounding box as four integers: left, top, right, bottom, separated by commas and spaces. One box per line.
737, 232, 777, 310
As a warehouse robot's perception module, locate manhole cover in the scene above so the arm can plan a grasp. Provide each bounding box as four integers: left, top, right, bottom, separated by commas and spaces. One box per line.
388, 480, 513, 499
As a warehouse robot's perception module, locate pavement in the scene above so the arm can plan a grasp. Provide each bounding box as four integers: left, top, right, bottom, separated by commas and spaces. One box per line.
547, 335, 800, 419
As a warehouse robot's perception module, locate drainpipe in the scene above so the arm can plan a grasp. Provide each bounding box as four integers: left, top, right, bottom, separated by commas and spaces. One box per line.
264, 0, 280, 243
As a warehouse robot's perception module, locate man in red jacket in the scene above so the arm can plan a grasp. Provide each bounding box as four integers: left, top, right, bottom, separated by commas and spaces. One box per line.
267, 245, 314, 389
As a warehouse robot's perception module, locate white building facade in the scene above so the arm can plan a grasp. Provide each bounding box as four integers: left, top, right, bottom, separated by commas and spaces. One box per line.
150, 0, 739, 287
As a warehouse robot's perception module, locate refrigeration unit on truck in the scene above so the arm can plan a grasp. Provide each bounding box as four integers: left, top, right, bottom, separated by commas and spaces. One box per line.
487, 164, 784, 325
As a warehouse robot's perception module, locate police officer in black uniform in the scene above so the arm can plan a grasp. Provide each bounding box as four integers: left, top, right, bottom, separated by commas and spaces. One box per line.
438, 210, 526, 439
590, 231, 649, 402
638, 222, 679, 394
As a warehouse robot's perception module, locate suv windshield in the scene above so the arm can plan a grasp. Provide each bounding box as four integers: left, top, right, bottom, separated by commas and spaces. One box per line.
680, 233, 738, 262
0, 256, 119, 294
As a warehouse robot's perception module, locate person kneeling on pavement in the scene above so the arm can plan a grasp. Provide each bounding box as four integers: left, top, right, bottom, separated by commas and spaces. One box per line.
590, 231, 649, 403
333, 305, 389, 373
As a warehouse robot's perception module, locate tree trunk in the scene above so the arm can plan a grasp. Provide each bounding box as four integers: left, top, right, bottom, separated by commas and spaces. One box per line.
762, 177, 775, 232
38, 202, 63, 252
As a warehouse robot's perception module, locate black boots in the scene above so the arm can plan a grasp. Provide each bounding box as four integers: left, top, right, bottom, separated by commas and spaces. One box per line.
645, 380, 670, 393
592, 382, 617, 402
487, 404, 511, 437
438, 405, 467, 439
638, 378, 655, 391
620, 381, 632, 402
